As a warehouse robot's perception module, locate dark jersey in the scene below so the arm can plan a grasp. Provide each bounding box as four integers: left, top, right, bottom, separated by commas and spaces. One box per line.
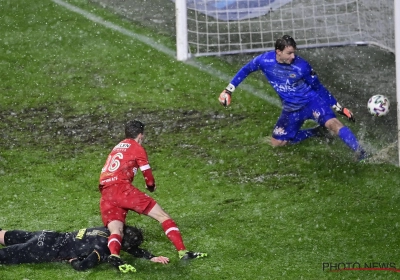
59, 226, 109, 260
0, 226, 154, 271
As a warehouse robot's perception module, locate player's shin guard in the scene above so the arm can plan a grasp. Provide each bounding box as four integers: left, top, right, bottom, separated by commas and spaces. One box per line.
161, 219, 186, 251
338, 126, 362, 152
108, 234, 122, 256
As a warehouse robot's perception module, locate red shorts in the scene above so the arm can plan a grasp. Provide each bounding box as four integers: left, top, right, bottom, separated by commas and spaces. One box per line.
99, 183, 157, 226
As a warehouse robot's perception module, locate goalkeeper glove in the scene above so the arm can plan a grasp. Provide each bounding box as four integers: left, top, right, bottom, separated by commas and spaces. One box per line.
332, 102, 355, 122
219, 84, 235, 107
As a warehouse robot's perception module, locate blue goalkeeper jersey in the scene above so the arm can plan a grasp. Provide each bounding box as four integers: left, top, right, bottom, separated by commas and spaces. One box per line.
230, 51, 336, 111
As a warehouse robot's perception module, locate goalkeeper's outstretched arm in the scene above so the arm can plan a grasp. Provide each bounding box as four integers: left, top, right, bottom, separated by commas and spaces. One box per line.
219, 56, 261, 107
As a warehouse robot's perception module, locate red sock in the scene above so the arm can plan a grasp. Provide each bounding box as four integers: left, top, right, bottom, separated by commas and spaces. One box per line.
161, 219, 186, 251
108, 233, 122, 255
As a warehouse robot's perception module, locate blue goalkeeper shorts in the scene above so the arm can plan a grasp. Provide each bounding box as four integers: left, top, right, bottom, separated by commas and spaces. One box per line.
272, 95, 336, 141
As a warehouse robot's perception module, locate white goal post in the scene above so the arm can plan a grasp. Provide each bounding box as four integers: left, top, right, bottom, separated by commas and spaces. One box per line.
395, 0, 400, 165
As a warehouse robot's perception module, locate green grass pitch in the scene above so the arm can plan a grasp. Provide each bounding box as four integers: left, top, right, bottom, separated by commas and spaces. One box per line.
0, 0, 399, 279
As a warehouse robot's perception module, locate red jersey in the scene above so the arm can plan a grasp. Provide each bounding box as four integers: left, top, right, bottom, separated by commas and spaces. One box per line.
99, 138, 154, 187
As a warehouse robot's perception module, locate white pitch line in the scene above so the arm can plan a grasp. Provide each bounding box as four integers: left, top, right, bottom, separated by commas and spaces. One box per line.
51, 0, 281, 107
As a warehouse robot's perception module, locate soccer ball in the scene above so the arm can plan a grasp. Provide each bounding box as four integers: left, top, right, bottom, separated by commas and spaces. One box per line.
367, 95, 390, 117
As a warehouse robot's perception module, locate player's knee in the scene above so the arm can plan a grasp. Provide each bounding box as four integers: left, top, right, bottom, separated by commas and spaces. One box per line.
270, 137, 287, 147
147, 204, 171, 223
108, 220, 124, 236
325, 118, 344, 134
156, 210, 171, 223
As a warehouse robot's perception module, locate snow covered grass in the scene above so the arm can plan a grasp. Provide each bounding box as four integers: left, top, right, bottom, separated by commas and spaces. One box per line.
0, 1, 399, 279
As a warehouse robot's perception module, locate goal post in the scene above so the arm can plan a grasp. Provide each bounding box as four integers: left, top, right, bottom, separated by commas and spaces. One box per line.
176, 0, 189, 61
395, 0, 400, 165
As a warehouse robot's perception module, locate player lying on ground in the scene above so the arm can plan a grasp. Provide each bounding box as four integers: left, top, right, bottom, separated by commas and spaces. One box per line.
219, 34, 367, 162
99, 120, 207, 265
0, 225, 169, 272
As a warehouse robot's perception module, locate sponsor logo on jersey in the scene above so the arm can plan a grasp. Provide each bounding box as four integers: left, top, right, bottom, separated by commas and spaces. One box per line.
76, 228, 87, 239
313, 110, 321, 120
270, 79, 296, 93
100, 176, 118, 184
273, 126, 287, 136
37, 230, 52, 246
289, 73, 296, 78
87, 229, 108, 238
114, 143, 131, 149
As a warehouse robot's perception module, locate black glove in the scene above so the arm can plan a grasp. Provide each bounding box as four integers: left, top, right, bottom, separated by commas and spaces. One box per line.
146, 184, 156, 192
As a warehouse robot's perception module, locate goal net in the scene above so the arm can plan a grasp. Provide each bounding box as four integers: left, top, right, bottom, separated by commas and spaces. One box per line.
175, 0, 395, 58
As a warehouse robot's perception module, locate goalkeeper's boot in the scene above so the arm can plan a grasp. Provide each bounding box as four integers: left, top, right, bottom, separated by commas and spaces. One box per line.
107, 254, 136, 273
179, 250, 208, 260
357, 149, 369, 163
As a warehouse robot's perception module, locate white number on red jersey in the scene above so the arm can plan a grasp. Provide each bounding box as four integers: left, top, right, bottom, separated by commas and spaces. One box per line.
102, 152, 123, 173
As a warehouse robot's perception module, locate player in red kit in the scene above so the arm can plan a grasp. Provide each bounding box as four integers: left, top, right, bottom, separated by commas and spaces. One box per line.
99, 120, 206, 270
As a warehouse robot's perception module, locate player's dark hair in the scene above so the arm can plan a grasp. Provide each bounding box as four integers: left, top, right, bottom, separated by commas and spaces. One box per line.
125, 120, 145, 139
121, 225, 144, 250
275, 35, 297, 51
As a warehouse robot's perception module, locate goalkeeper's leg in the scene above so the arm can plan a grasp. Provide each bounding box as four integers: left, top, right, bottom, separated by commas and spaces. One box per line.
1, 229, 38, 245
325, 118, 367, 160
290, 126, 327, 144
0, 231, 60, 264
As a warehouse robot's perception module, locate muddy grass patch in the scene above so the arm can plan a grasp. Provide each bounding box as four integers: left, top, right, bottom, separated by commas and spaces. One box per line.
0, 103, 246, 153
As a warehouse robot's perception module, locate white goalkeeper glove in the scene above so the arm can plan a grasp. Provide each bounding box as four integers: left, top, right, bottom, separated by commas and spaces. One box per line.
332, 102, 355, 122
219, 84, 235, 107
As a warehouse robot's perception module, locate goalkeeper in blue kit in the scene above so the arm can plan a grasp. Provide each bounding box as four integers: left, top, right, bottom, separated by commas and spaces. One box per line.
219, 35, 367, 161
